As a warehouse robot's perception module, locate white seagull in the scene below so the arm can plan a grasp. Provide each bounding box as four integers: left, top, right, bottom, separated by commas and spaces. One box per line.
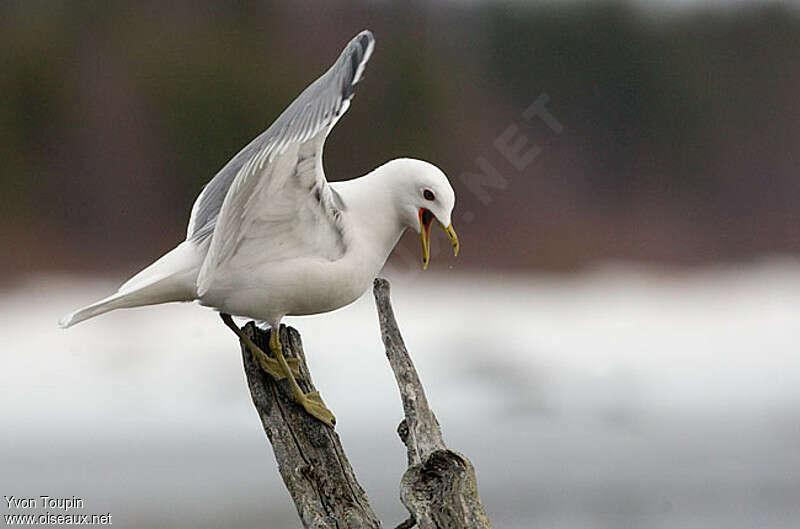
59, 30, 459, 426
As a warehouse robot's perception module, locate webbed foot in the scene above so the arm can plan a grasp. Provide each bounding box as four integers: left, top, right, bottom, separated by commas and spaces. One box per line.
295, 390, 336, 427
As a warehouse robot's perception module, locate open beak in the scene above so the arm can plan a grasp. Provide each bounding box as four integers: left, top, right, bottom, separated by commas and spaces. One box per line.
419, 208, 460, 270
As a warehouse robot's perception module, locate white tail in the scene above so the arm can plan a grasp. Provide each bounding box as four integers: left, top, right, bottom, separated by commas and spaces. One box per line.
58, 288, 168, 328
59, 242, 202, 328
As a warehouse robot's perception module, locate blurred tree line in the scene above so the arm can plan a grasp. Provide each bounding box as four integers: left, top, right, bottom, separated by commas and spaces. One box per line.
2, 1, 799, 282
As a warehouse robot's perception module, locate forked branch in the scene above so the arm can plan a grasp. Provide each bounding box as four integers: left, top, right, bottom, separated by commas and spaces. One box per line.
236, 278, 490, 529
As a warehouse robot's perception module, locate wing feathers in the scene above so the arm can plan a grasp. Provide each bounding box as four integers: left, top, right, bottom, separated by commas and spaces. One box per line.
186, 30, 374, 243
192, 31, 374, 298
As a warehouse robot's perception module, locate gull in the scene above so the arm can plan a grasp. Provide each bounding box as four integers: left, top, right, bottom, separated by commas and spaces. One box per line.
59, 30, 459, 427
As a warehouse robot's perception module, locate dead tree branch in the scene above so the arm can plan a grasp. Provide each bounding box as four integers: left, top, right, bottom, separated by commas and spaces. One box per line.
237, 278, 491, 529
373, 278, 491, 529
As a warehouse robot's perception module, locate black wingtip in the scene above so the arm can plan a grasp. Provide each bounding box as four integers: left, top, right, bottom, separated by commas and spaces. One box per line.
355, 29, 374, 46
351, 30, 375, 62
340, 30, 375, 99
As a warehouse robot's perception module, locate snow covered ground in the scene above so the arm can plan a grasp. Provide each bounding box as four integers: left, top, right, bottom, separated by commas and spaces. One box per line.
2, 261, 800, 528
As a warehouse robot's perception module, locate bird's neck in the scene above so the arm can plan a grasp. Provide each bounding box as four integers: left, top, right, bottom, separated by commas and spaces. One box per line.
332, 170, 407, 270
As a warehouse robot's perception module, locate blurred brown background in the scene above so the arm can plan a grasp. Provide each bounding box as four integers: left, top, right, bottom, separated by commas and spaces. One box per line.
3, 0, 800, 284
4, 3, 800, 529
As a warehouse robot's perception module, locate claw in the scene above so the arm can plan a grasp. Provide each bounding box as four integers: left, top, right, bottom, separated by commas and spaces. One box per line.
298, 391, 336, 427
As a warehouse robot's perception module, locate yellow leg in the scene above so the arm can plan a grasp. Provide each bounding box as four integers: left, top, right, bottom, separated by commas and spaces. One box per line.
220, 314, 300, 381
269, 325, 336, 428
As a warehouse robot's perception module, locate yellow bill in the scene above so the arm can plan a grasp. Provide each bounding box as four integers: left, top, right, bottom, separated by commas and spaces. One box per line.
419, 208, 459, 270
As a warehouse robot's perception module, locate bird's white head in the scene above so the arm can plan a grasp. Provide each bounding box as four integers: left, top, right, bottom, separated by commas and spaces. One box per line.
382, 158, 460, 269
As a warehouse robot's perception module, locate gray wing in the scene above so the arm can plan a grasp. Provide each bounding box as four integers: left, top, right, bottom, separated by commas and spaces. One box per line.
190, 30, 374, 296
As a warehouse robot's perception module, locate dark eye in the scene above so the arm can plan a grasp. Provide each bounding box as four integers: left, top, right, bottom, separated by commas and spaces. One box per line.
423, 189, 435, 201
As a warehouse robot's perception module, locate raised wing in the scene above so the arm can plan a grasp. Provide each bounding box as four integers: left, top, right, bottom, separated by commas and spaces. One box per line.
191, 30, 374, 296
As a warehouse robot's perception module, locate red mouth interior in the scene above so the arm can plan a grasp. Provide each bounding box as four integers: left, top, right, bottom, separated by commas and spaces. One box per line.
420, 208, 434, 228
